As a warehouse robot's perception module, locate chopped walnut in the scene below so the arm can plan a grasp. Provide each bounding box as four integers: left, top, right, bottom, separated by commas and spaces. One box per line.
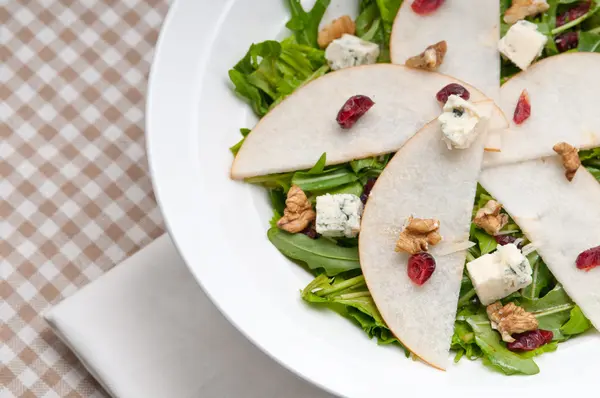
474, 200, 509, 235
277, 185, 316, 233
405, 41, 447, 71
395, 217, 442, 254
553, 142, 581, 182
504, 0, 550, 25
317, 15, 356, 49
486, 302, 539, 343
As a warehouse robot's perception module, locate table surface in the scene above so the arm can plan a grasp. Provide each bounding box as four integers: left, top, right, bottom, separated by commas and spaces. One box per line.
3, 1, 169, 396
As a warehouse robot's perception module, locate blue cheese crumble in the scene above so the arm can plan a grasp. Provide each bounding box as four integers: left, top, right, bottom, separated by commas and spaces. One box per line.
466, 243, 533, 305
316, 193, 363, 238
325, 34, 380, 71
437, 95, 483, 150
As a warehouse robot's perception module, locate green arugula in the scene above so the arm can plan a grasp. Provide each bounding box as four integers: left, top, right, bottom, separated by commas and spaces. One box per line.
561, 305, 593, 335
268, 228, 360, 275
286, 0, 331, 48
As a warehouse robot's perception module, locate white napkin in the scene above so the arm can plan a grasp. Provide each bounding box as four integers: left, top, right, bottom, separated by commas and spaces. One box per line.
44, 234, 334, 398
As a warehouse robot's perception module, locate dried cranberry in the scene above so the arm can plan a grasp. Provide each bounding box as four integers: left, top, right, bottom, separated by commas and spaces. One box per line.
411, 0, 446, 15
336, 95, 375, 129
435, 83, 470, 104
555, 32, 579, 53
360, 178, 377, 204
494, 235, 517, 246
513, 89, 531, 125
301, 225, 319, 239
556, 1, 591, 27
507, 330, 553, 352
576, 245, 600, 271
407, 252, 436, 286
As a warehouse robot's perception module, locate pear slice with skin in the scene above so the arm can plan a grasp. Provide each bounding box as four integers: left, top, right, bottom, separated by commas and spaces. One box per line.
483, 53, 600, 168
389, 0, 501, 150
231, 64, 500, 180
359, 100, 503, 370
480, 158, 600, 330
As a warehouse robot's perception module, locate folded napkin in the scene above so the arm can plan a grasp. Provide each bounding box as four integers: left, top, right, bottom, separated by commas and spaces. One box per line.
44, 234, 333, 398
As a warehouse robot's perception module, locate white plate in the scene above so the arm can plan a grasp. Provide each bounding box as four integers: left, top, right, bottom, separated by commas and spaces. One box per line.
146, 1, 600, 396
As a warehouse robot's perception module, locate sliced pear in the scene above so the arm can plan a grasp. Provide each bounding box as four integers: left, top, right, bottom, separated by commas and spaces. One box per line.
359, 101, 501, 370
480, 158, 600, 330
390, 0, 500, 101
484, 53, 600, 168
231, 64, 497, 180
389, 0, 501, 151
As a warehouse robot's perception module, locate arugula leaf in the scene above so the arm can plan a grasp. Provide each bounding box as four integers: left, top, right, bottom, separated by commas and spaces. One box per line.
308, 153, 327, 174
587, 167, 600, 181
292, 167, 359, 191
561, 305, 593, 335
466, 314, 540, 375
357, 0, 403, 62
246, 172, 294, 191
268, 228, 360, 275
229, 37, 326, 117
521, 253, 553, 300
309, 182, 364, 201
521, 284, 575, 340
472, 229, 498, 255
578, 31, 600, 51
286, 0, 331, 48
580, 147, 600, 161
302, 273, 407, 351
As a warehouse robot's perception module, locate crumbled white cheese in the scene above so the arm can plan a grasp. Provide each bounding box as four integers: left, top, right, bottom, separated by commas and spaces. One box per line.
316, 193, 364, 238
437, 95, 482, 150
325, 34, 380, 71
466, 243, 533, 305
498, 20, 547, 70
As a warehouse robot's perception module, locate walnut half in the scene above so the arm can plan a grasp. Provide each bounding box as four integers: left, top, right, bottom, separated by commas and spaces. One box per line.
553, 142, 581, 182
487, 302, 539, 342
277, 185, 316, 233
395, 217, 442, 254
504, 0, 550, 25
317, 15, 356, 49
474, 200, 509, 235
405, 41, 447, 71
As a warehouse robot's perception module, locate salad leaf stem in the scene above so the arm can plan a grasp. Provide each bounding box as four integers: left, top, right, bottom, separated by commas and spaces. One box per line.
315, 275, 366, 297
551, 4, 600, 35
458, 288, 477, 308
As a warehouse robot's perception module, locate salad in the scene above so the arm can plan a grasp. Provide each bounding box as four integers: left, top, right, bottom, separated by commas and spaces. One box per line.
228, 0, 600, 375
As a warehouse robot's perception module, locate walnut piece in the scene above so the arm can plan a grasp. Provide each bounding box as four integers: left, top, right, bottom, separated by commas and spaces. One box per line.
395, 217, 442, 254
474, 200, 509, 235
553, 142, 581, 182
317, 15, 356, 49
405, 41, 447, 71
486, 302, 539, 342
277, 185, 316, 233
504, 0, 550, 25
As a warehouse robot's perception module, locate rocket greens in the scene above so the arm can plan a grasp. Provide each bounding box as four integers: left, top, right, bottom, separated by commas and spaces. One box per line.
229, 0, 599, 375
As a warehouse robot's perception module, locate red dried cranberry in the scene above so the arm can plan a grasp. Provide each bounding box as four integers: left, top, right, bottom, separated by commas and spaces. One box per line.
513, 89, 531, 125
407, 252, 436, 286
301, 225, 319, 239
507, 330, 553, 352
494, 235, 517, 246
336, 95, 375, 129
556, 1, 591, 27
555, 32, 579, 53
360, 178, 377, 204
576, 245, 600, 271
435, 83, 470, 104
411, 0, 446, 15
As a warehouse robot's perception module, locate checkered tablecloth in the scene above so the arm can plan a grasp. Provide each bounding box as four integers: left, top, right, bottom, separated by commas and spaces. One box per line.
2, 1, 170, 396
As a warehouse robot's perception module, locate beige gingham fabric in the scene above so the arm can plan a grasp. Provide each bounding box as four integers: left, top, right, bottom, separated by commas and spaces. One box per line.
2, 1, 170, 396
